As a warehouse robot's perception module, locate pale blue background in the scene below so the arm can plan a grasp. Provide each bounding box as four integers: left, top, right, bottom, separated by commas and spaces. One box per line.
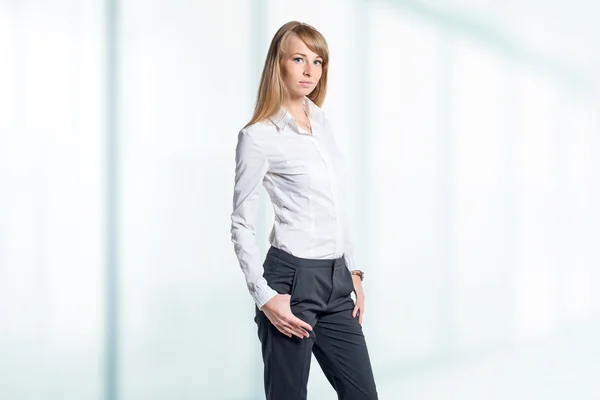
1, 0, 600, 399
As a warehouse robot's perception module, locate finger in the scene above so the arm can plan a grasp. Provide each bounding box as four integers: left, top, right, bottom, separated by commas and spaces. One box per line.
293, 324, 309, 337
287, 317, 311, 338
358, 308, 364, 326
280, 321, 295, 334
291, 329, 304, 339
275, 322, 289, 336
286, 322, 307, 338
293, 325, 310, 338
293, 317, 313, 332
282, 321, 306, 339
296, 328, 309, 338
352, 304, 359, 318
279, 327, 292, 338
287, 327, 304, 339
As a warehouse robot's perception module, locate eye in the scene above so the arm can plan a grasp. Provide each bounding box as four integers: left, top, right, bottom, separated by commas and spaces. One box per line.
293, 57, 303, 63
313, 59, 323, 65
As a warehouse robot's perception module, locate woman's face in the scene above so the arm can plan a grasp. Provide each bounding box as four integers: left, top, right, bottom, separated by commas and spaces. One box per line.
280, 35, 323, 100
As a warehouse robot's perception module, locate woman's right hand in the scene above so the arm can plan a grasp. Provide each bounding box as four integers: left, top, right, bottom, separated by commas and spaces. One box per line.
260, 294, 312, 339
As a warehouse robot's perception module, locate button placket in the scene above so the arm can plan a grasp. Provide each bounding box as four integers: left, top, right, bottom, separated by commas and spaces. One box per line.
311, 137, 342, 255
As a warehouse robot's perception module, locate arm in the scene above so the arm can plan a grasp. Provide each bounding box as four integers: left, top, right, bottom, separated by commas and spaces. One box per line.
230, 130, 313, 337
230, 130, 277, 310
340, 168, 367, 325
342, 208, 358, 272
339, 164, 358, 272
344, 203, 366, 325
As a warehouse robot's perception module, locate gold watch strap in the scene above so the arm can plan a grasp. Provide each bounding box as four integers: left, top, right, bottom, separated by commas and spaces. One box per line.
351, 270, 364, 281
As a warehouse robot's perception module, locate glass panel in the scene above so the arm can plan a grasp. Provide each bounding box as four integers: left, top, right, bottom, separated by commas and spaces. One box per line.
368, 3, 443, 369
118, 1, 255, 399
0, 1, 105, 399
451, 37, 512, 350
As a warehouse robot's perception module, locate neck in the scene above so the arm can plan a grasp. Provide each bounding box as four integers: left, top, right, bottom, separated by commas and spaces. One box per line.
284, 96, 306, 117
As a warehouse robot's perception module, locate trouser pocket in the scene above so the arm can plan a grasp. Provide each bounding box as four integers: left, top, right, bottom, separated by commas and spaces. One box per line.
331, 265, 354, 300
263, 256, 298, 299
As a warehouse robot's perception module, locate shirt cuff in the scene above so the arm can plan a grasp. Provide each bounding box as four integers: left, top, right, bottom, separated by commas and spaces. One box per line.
250, 278, 279, 310
343, 253, 357, 272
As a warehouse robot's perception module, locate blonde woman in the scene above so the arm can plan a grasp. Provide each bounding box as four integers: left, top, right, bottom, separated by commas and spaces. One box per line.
230, 21, 378, 400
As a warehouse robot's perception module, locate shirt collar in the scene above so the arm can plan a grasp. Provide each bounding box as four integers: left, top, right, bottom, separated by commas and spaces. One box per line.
270, 96, 325, 133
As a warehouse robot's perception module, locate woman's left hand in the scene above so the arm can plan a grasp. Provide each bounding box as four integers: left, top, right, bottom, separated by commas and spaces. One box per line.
351, 275, 365, 326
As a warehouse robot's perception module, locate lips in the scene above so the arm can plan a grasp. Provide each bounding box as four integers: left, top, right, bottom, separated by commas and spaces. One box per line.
299, 81, 313, 87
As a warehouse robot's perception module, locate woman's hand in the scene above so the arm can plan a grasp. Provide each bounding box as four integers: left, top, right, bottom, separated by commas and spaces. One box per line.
261, 294, 313, 339
351, 275, 366, 326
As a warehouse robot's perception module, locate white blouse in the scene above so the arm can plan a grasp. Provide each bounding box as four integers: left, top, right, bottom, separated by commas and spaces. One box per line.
230, 97, 357, 309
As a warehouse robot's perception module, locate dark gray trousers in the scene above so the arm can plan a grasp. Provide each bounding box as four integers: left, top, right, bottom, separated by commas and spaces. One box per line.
254, 246, 379, 400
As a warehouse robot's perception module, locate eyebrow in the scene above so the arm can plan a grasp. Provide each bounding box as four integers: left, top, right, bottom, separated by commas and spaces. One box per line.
293, 53, 323, 59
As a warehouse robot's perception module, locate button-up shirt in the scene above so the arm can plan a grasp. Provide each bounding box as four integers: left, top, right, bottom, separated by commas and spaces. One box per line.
230, 97, 357, 309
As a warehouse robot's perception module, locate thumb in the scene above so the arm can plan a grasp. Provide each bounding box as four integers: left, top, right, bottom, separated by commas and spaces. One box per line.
352, 304, 359, 318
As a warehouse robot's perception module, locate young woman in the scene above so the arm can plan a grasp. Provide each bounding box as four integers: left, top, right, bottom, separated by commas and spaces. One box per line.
230, 21, 378, 400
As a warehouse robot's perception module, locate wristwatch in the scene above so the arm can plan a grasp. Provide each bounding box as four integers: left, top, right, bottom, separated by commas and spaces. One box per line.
350, 269, 364, 281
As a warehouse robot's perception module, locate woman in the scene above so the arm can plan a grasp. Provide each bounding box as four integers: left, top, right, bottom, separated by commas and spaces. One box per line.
230, 21, 378, 400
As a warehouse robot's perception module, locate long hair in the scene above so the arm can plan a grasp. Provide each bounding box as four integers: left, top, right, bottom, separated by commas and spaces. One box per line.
244, 21, 329, 129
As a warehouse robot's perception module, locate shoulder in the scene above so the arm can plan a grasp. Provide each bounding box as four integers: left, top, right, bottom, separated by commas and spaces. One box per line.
239, 119, 279, 142
236, 120, 278, 154
240, 119, 276, 135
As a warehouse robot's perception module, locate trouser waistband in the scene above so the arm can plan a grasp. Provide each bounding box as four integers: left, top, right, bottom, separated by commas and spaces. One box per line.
266, 246, 345, 268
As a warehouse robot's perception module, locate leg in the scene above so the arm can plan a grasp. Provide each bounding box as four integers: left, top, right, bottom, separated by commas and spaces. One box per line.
255, 306, 315, 400
255, 256, 320, 400
312, 298, 379, 400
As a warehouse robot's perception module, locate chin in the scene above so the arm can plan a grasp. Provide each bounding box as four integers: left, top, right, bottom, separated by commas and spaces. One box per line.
291, 90, 311, 98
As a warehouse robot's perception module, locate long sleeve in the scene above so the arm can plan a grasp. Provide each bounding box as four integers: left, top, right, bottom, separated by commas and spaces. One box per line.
342, 201, 358, 272
339, 158, 358, 272
230, 130, 277, 309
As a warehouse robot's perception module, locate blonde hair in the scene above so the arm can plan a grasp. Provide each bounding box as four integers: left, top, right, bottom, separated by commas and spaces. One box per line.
244, 21, 330, 129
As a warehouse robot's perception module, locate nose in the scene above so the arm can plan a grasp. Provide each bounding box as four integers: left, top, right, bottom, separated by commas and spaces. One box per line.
303, 64, 312, 77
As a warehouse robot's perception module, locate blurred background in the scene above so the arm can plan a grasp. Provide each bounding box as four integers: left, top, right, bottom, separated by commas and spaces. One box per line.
1, 0, 600, 399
